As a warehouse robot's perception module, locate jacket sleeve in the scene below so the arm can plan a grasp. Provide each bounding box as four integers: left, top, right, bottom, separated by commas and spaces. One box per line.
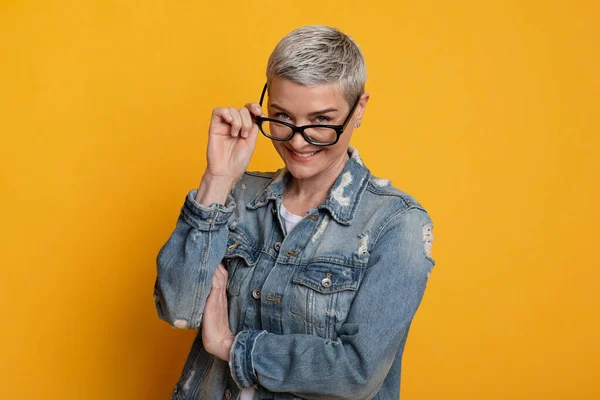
228, 207, 435, 400
153, 188, 236, 330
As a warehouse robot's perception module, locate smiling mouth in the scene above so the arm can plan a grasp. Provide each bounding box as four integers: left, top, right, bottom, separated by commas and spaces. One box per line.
291, 149, 321, 158
288, 147, 321, 158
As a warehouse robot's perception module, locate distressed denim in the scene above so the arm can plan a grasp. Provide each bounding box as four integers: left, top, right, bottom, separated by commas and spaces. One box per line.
154, 146, 436, 400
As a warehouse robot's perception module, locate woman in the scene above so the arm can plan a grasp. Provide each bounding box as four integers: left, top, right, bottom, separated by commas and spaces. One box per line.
154, 25, 436, 400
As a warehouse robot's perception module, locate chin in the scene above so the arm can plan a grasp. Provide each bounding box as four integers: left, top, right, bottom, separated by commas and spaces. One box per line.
283, 161, 320, 180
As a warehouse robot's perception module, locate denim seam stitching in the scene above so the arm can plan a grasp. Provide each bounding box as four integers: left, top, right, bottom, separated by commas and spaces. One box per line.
229, 332, 244, 390
190, 230, 212, 327
249, 330, 268, 384
244, 171, 277, 179
370, 206, 427, 253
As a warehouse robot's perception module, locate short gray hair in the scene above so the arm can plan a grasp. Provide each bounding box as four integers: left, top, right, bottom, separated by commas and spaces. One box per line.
266, 25, 367, 107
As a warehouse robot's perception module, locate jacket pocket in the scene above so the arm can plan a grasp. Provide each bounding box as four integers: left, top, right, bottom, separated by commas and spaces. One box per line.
290, 262, 364, 331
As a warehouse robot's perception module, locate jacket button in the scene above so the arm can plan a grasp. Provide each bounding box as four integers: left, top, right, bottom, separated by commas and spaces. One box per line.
252, 288, 261, 299
273, 242, 281, 251
321, 277, 332, 288
225, 388, 232, 399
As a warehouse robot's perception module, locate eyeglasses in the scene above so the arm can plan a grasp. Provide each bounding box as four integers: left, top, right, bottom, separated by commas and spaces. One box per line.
254, 83, 361, 146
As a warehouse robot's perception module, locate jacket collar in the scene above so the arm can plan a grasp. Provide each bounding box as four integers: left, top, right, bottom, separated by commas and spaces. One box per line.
246, 146, 370, 225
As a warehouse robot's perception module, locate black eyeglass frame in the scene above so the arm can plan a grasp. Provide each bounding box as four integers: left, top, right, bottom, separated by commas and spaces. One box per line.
254, 83, 361, 146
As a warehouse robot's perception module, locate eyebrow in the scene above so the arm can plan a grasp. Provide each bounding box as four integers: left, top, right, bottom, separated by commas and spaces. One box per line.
269, 103, 339, 117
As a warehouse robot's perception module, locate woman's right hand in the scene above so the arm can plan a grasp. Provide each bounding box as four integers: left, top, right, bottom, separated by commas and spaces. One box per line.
205, 103, 263, 182
195, 103, 263, 207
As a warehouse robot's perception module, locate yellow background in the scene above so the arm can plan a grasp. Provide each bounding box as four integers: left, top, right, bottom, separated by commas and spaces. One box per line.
1, 1, 598, 399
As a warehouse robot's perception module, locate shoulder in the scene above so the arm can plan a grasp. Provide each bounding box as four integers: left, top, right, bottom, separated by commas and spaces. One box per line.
235, 170, 277, 188
363, 172, 428, 213
229, 169, 278, 202
355, 172, 433, 246
360, 174, 435, 266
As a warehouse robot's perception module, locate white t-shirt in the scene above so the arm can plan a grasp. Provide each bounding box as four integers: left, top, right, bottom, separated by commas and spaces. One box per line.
240, 201, 303, 400
279, 201, 304, 236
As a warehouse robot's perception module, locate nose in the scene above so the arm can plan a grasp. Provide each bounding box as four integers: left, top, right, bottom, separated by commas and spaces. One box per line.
288, 129, 311, 149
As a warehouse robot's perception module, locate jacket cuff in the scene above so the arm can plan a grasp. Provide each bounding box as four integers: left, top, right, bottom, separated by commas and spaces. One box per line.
180, 189, 236, 231
229, 330, 267, 389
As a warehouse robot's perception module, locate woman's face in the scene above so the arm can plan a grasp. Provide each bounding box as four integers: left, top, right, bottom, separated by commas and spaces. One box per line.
266, 77, 368, 182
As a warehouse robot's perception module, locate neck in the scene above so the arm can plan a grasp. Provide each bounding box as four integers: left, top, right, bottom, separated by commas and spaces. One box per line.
284, 151, 350, 212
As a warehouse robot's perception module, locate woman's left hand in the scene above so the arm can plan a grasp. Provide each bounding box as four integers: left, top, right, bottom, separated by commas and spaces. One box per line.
202, 263, 235, 361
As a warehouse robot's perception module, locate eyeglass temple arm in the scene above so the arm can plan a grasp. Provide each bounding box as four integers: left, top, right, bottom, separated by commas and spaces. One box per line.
259, 83, 268, 106
341, 95, 361, 130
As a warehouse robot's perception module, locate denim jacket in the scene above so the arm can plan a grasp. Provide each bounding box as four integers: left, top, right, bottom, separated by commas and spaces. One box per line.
154, 146, 436, 400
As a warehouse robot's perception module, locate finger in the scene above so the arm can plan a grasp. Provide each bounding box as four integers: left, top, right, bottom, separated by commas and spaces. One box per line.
211, 271, 220, 289
211, 107, 233, 124
248, 122, 259, 142
239, 107, 253, 138
211, 274, 225, 290
243, 103, 262, 139
228, 106, 242, 137
244, 102, 263, 117
217, 269, 228, 294
216, 264, 228, 286
244, 114, 260, 148
211, 267, 226, 289
218, 263, 228, 278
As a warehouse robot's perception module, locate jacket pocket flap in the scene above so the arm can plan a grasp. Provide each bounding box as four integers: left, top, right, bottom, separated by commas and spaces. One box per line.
292, 262, 363, 294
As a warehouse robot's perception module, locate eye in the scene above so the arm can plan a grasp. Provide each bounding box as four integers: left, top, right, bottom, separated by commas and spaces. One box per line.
274, 112, 290, 121
315, 115, 332, 123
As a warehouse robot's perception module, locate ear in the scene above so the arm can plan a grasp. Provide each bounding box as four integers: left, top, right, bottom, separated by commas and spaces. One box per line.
354, 92, 370, 125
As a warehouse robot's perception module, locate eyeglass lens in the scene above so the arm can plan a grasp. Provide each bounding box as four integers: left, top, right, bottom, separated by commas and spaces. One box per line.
259, 90, 338, 145
260, 121, 338, 144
